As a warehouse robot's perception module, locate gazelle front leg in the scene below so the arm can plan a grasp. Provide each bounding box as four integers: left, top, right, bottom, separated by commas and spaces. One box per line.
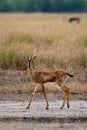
41, 84, 49, 109
26, 86, 37, 109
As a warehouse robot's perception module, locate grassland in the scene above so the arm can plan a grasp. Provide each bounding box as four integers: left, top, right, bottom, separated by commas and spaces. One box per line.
0, 13, 87, 70
0, 13, 87, 94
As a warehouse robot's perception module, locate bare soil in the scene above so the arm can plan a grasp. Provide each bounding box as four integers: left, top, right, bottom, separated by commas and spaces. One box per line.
0, 93, 87, 102
0, 100, 87, 130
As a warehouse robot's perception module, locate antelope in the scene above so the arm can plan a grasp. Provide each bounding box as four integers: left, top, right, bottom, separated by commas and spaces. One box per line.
23, 55, 74, 109
68, 17, 80, 23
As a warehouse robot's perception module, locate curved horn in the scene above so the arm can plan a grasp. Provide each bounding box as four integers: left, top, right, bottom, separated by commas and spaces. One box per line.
29, 54, 35, 60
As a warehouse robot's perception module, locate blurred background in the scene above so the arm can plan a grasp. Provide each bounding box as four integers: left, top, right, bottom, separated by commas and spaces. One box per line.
0, 0, 87, 12
0, 0, 87, 94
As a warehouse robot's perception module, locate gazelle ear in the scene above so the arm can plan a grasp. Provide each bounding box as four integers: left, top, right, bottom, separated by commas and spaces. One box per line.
32, 55, 37, 60
22, 56, 28, 61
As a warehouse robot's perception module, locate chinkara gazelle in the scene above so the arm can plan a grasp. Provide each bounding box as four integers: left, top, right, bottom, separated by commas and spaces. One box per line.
23, 54, 74, 109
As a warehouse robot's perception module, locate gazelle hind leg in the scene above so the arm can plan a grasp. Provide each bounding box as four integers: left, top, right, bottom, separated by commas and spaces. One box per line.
60, 93, 67, 109
60, 91, 70, 109
56, 84, 65, 109
41, 84, 49, 109
26, 86, 38, 109
59, 84, 70, 109
63, 85, 70, 108
66, 89, 70, 108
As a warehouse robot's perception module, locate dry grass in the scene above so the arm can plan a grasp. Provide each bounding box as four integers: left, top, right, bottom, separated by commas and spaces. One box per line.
0, 13, 87, 70
0, 81, 87, 94
0, 13, 87, 94
0, 69, 87, 94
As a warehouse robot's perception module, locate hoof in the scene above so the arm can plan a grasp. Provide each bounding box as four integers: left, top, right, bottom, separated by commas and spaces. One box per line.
45, 107, 49, 110
26, 106, 29, 109
60, 107, 63, 109
68, 105, 70, 109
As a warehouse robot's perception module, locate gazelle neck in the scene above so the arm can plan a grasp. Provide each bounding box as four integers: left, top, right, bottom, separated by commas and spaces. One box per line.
28, 61, 32, 70
28, 65, 32, 71
27, 62, 35, 81
27, 62, 34, 74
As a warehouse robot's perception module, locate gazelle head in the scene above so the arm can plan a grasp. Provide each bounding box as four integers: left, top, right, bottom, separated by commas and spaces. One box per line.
23, 54, 37, 69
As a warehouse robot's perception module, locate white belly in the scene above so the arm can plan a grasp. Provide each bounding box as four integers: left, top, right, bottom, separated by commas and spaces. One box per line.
44, 82, 62, 91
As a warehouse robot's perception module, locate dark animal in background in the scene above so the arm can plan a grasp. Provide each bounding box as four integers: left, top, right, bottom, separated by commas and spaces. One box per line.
68, 17, 80, 23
